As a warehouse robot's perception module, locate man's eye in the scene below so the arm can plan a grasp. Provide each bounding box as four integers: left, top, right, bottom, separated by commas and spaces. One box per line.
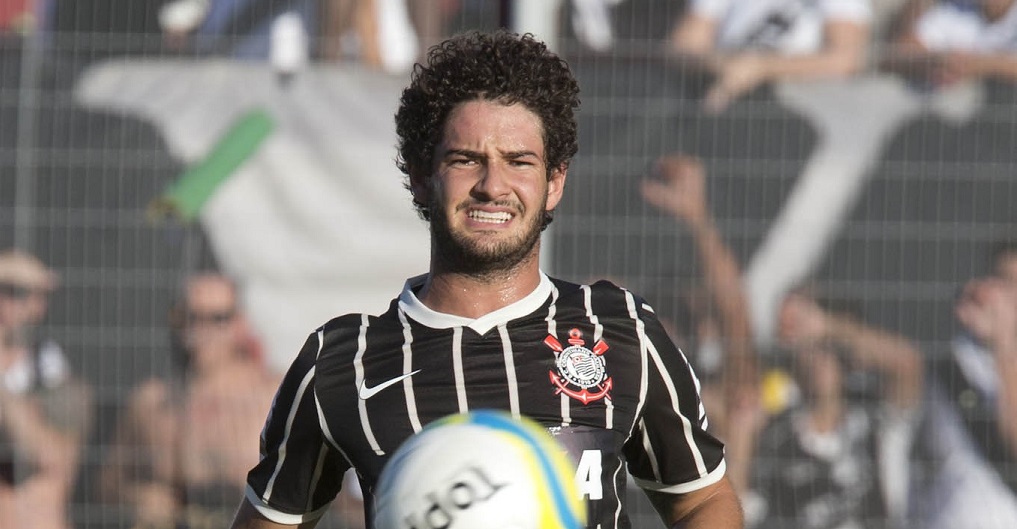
449, 158, 475, 166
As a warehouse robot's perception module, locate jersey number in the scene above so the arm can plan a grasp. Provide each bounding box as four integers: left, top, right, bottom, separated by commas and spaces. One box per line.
575, 449, 603, 500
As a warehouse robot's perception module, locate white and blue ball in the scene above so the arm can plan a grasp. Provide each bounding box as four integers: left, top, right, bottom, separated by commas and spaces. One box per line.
373, 410, 586, 529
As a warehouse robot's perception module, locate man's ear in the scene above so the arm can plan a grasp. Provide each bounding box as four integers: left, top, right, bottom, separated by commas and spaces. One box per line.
409, 166, 430, 204
546, 164, 567, 211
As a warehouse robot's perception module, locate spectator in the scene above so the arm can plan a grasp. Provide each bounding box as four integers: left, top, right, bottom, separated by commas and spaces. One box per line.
568, 0, 625, 52
911, 240, 1017, 529
320, 0, 450, 73
158, 0, 317, 61
99, 273, 280, 529
883, 0, 1017, 87
746, 286, 923, 529
668, 0, 873, 112
640, 153, 759, 493
0, 249, 93, 529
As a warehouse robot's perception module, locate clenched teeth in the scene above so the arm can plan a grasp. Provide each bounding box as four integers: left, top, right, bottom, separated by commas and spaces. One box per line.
468, 210, 513, 223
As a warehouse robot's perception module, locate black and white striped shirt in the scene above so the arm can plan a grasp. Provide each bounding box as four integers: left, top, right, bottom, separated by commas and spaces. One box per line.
245, 273, 726, 528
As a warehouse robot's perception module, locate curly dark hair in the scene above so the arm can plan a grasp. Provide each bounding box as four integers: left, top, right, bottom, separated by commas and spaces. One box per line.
395, 30, 581, 220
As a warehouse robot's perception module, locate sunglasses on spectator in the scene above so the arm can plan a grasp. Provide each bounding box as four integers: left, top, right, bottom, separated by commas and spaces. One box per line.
186, 308, 237, 326
0, 282, 47, 301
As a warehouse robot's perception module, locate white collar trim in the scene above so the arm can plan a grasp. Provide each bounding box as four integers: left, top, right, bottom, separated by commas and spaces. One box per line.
398, 272, 553, 335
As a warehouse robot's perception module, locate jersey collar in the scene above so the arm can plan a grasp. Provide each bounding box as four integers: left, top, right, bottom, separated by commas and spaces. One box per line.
398, 272, 553, 335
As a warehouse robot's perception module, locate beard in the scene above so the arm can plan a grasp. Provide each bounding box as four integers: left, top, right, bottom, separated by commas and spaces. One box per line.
429, 197, 546, 278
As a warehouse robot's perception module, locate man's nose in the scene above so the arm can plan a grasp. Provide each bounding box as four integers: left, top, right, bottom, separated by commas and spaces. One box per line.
472, 162, 512, 199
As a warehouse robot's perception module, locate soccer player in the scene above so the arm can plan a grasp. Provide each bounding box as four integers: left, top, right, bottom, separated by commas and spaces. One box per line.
230, 30, 743, 529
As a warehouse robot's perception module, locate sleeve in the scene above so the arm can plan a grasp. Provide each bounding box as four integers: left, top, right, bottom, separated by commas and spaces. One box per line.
624, 301, 727, 494
245, 329, 351, 525
913, 4, 980, 51
689, 0, 732, 20
819, 0, 873, 23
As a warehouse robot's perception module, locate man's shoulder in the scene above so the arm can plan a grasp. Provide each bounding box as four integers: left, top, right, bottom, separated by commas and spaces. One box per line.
549, 275, 629, 295
318, 298, 402, 329
549, 276, 651, 316
313, 299, 404, 351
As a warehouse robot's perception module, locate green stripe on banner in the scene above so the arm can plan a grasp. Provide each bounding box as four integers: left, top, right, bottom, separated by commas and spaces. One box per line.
149, 108, 274, 222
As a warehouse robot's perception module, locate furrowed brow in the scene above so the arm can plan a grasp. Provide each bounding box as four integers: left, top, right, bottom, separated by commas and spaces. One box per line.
443, 148, 484, 159
503, 150, 541, 160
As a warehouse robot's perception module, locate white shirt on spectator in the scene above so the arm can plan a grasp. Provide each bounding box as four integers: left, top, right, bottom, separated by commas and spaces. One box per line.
915, 1, 1017, 52
690, 0, 872, 54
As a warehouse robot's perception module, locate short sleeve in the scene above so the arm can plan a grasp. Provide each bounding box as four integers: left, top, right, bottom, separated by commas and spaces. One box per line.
818, 0, 873, 23
246, 329, 351, 524
914, 4, 982, 51
689, 0, 733, 20
623, 301, 727, 494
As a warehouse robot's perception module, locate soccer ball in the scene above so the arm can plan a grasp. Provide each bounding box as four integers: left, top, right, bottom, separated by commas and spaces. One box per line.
373, 410, 587, 529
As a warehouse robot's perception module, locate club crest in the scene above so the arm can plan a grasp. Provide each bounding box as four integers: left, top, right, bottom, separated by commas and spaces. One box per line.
544, 328, 612, 404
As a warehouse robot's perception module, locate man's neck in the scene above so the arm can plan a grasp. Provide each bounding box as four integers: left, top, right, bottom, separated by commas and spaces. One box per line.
417, 256, 543, 320
806, 397, 844, 434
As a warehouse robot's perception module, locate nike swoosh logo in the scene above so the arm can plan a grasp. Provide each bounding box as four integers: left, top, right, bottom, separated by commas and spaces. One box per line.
358, 369, 422, 400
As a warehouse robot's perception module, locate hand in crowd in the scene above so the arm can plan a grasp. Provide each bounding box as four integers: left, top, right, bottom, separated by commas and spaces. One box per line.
704, 54, 768, 114
132, 482, 181, 527
956, 276, 1017, 351
641, 154, 709, 225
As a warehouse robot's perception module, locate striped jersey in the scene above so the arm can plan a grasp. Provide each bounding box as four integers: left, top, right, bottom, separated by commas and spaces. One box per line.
245, 273, 727, 528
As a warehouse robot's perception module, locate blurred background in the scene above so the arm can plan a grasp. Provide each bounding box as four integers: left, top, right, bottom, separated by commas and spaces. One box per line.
1, 0, 1015, 528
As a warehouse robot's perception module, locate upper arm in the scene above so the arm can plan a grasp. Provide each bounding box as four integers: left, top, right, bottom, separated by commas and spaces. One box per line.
645, 476, 744, 529
98, 380, 169, 498
624, 304, 727, 493
246, 329, 350, 525
821, 15, 871, 74
671, 11, 719, 55
231, 496, 321, 529
824, 18, 870, 54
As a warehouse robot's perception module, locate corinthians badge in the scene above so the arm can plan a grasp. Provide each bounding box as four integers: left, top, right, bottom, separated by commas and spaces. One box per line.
545, 328, 612, 404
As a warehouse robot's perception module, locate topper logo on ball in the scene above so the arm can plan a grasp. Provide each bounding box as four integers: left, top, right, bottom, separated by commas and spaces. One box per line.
402, 465, 509, 529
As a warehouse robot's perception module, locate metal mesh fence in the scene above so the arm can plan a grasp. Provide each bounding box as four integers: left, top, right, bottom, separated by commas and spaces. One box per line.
2, 1, 1016, 528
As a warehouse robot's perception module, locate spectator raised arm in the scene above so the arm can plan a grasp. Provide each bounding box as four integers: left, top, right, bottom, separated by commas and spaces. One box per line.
641, 154, 759, 493
909, 241, 1017, 529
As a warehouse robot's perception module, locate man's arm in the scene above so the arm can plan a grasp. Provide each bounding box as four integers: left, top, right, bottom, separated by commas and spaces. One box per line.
98, 381, 180, 524
0, 371, 92, 489
955, 277, 1017, 456
702, 19, 869, 112
780, 292, 924, 410
230, 497, 321, 529
645, 476, 744, 529
669, 11, 718, 56
671, 4, 870, 111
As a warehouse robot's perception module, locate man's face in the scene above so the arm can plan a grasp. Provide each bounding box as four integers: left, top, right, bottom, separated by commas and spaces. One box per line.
795, 347, 843, 403
0, 281, 48, 329
416, 100, 566, 274
182, 276, 241, 362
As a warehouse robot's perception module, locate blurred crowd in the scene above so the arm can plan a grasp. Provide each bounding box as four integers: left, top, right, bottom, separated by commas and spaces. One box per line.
1, 0, 1016, 528
2, 0, 1014, 86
